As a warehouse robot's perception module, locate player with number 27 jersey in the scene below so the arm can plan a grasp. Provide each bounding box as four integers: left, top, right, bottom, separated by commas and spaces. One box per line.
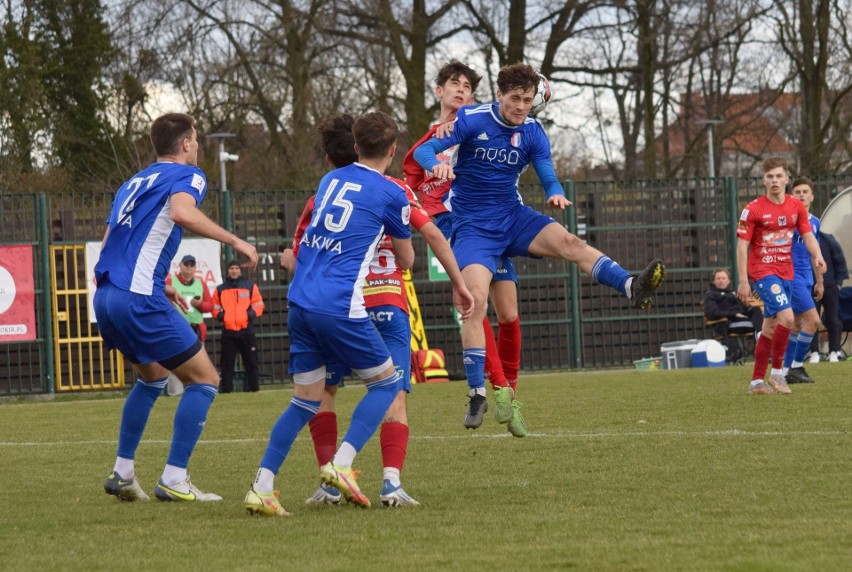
95, 162, 207, 295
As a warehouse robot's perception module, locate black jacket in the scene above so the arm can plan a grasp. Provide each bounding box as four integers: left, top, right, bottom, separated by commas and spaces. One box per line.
703, 283, 748, 321
818, 232, 849, 288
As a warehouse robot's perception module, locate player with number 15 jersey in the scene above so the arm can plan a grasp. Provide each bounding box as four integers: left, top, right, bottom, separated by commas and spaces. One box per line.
287, 162, 412, 320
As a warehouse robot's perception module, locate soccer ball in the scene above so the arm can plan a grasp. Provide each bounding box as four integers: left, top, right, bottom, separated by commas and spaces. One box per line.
531, 72, 552, 116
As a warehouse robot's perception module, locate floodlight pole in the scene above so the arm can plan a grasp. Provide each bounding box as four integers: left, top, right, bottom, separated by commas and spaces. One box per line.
697, 119, 724, 179
206, 132, 237, 261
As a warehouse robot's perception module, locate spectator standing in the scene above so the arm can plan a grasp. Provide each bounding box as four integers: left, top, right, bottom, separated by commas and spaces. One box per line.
166, 254, 213, 342
213, 260, 265, 392
808, 232, 849, 362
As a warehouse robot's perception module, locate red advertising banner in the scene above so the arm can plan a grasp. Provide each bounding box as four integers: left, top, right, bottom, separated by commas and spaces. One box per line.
0, 245, 37, 342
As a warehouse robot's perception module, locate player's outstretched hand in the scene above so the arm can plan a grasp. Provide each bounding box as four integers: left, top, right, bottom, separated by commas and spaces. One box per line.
435, 121, 455, 139
165, 285, 190, 312
234, 239, 259, 270
453, 285, 475, 322
547, 195, 573, 209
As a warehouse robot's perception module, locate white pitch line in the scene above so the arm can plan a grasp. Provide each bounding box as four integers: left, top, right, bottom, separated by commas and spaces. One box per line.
0, 429, 847, 447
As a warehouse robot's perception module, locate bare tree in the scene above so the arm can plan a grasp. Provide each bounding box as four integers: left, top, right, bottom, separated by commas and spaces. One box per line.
330, 0, 468, 140
774, 0, 852, 173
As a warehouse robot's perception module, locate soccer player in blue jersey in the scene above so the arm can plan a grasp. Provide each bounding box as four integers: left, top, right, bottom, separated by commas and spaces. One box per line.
244, 111, 444, 516
97, 113, 259, 503
413, 63, 666, 426
282, 114, 473, 508
782, 177, 824, 383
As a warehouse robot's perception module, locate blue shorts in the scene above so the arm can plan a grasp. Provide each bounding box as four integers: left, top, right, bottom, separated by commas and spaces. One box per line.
287, 304, 392, 376
789, 281, 816, 315
434, 212, 518, 283
93, 280, 201, 368
753, 276, 793, 318
452, 204, 553, 276
326, 305, 411, 392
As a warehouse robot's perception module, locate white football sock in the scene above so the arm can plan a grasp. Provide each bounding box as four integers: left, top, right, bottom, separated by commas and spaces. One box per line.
160, 464, 187, 486
114, 457, 134, 479
333, 442, 357, 468
383, 468, 401, 487
254, 468, 275, 494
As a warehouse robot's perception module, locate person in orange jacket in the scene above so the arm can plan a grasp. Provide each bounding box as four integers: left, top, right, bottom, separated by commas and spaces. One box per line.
212, 260, 265, 392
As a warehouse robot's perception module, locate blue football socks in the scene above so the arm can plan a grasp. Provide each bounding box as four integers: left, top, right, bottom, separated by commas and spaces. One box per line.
259, 396, 321, 473
782, 332, 798, 368
591, 256, 631, 296
116, 376, 168, 460
463, 348, 486, 390
784, 331, 814, 367
166, 383, 218, 469
340, 369, 400, 453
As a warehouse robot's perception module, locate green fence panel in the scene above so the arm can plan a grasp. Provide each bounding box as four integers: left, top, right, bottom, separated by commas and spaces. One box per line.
3, 174, 851, 394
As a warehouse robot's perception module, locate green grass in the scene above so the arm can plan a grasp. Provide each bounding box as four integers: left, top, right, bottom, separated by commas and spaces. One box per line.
1, 364, 850, 571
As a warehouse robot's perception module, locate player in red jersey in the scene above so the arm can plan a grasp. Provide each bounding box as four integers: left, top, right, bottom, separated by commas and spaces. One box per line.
402, 60, 526, 436
736, 157, 825, 395
280, 114, 473, 507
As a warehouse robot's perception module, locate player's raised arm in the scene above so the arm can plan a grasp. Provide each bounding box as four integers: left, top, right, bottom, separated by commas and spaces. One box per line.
417, 221, 474, 321
530, 143, 571, 209
169, 192, 259, 270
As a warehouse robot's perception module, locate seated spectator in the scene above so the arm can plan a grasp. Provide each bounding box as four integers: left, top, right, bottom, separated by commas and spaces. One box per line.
703, 268, 764, 362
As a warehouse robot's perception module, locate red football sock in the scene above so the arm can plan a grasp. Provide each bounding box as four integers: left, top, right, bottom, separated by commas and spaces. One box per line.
380, 422, 409, 472
484, 317, 508, 388
771, 324, 792, 370
308, 411, 337, 467
751, 332, 772, 381
498, 317, 522, 384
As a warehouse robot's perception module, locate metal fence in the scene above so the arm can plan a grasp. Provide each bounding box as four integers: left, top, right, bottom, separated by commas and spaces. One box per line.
2, 175, 850, 395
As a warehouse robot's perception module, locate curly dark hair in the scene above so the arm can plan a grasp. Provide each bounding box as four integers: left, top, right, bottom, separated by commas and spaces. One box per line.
318, 114, 358, 168
496, 63, 539, 96
435, 60, 483, 93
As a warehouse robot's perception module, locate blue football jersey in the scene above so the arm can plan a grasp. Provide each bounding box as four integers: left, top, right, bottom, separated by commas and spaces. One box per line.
288, 162, 412, 319
95, 162, 207, 295
791, 212, 820, 286
416, 102, 558, 222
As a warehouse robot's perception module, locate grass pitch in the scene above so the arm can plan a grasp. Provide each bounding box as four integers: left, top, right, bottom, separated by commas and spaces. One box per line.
1, 364, 850, 571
